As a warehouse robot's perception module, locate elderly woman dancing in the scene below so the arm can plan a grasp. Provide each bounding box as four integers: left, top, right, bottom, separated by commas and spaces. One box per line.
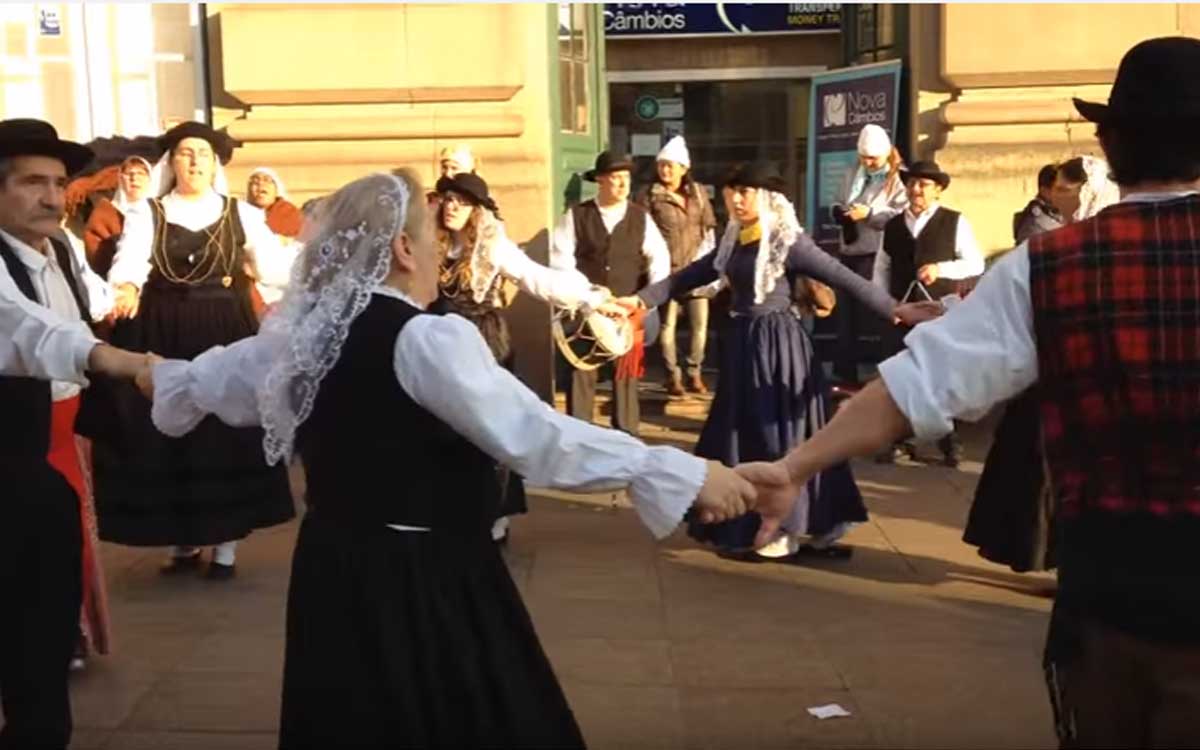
143, 169, 764, 748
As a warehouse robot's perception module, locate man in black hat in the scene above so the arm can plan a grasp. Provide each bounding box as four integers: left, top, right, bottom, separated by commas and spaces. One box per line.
0, 118, 151, 749
748, 36, 1200, 747
550, 150, 670, 436
873, 159, 983, 467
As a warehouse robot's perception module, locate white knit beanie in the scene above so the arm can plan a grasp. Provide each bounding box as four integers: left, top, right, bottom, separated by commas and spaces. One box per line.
656, 135, 691, 168
856, 124, 892, 158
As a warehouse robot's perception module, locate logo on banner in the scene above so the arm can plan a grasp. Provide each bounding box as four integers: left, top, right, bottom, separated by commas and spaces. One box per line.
822, 93, 847, 127
847, 91, 888, 126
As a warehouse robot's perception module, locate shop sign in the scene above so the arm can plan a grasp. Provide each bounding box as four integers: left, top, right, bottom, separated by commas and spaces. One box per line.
806, 60, 903, 254
38, 7, 62, 37
605, 3, 841, 39
635, 95, 684, 121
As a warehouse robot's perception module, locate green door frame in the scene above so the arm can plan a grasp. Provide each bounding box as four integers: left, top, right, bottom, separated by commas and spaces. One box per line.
547, 3, 609, 217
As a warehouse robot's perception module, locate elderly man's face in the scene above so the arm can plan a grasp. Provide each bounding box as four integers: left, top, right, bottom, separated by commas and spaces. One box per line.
906, 177, 942, 214
440, 159, 465, 179
247, 172, 278, 208
119, 162, 150, 202
0, 155, 68, 246
730, 186, 760, 224
171, 137, 215, 196
596, 169, 631, 205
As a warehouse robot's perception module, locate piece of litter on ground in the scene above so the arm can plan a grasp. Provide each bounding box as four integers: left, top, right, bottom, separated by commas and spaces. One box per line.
807, 703, 852, 720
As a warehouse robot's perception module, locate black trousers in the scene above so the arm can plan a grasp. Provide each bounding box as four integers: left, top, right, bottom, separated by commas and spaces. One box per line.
567, 365, 640, 437
0, 469, 82, 750
833, 253, 878, 382
1048, 610, 1200, 749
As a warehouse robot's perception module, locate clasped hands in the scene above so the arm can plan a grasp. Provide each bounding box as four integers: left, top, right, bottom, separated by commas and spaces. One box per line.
690, 460, 804, 548
86, 343, 162, 399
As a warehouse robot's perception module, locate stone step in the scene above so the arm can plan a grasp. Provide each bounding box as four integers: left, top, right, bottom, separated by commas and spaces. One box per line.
552, 385, 714, 419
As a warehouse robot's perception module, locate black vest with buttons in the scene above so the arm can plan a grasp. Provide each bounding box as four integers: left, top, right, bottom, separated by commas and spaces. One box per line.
882, 207, 961, 300
571, 200, 648, 296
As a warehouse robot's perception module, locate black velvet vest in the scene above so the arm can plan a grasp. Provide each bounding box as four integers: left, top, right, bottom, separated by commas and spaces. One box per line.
0, 235, 88, 464
296, 294, 500, 532
571, 200, 648, 296
882, 207, 961, 300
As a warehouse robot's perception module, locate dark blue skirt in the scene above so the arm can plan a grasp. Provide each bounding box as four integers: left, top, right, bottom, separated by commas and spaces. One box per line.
688, 309, 867, 549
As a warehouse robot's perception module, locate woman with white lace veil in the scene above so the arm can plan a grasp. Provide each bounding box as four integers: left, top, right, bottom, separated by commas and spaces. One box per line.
432, 171, 621, 544
963, 155, 1120, 581
144, 169, 763, 747
620, 162, 910, 563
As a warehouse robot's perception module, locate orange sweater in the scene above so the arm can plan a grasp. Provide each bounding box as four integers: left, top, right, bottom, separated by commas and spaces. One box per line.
265, 199, 303, 238
83, 198, 124, 278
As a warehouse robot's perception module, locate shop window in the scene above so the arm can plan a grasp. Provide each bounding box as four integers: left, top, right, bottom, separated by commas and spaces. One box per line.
557, 3, 591, 134
609, 79, 810, 229
847, 4, 901, 65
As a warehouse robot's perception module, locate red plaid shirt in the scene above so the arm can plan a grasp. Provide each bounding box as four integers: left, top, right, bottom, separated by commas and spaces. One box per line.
1029, 195, 1200, 519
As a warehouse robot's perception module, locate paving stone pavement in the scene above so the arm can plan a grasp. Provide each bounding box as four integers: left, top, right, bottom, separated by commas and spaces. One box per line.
56, 398, 1057, 750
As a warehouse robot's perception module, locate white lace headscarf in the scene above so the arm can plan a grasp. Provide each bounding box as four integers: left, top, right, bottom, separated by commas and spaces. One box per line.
1074, 155, 1121, 221
258, 172, 412, 465
248, 166, 289, 200
111, 156, 153, 215
711, 189, 804, 305
451, 205, 509, 306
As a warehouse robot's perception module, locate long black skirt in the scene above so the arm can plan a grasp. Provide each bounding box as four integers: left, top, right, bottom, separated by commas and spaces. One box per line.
83, 283, 294, 546
279, 514, 584, 749
963, 390, 1056, 572
688, 310, 867, 549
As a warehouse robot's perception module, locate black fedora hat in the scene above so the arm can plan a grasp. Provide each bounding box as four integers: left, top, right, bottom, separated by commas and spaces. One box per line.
900, 160, 950, 190
436, 172, 500, 216
1074, 36, 1200, 124
584, 150, 634, 182
0, 119, 93, 175
158, 121, 241, 165
726, 161, 787, 194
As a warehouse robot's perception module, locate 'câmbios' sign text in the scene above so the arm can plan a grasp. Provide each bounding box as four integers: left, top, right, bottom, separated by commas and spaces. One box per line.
604, 3, 841, 38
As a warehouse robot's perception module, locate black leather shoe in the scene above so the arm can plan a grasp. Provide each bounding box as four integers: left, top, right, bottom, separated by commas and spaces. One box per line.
205, 562, 236, 581
160, 552, 203, 575
789, 543, 854, 561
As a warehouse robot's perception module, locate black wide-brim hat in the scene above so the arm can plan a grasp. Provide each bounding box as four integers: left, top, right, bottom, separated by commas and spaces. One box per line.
584, 150, 635, 182
725, 161, 787, 194
0, 118, 94, 175
1074, 36, 1200, 124
158, 121, 241, 165
900, 160, 950, 190
436, 172, 500, 216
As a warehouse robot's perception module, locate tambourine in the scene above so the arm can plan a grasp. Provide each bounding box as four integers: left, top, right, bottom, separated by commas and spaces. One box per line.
552, 305, 660, 372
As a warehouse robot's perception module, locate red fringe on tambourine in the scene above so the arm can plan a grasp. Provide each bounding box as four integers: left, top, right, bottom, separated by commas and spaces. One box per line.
615, 307, 646, 381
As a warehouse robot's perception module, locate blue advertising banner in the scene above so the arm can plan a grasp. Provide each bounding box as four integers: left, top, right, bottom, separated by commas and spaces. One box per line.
604, 3, 841, 39
805, 60, 903, 255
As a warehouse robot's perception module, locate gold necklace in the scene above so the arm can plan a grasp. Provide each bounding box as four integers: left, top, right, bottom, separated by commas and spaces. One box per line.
151, 196, 238, 287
